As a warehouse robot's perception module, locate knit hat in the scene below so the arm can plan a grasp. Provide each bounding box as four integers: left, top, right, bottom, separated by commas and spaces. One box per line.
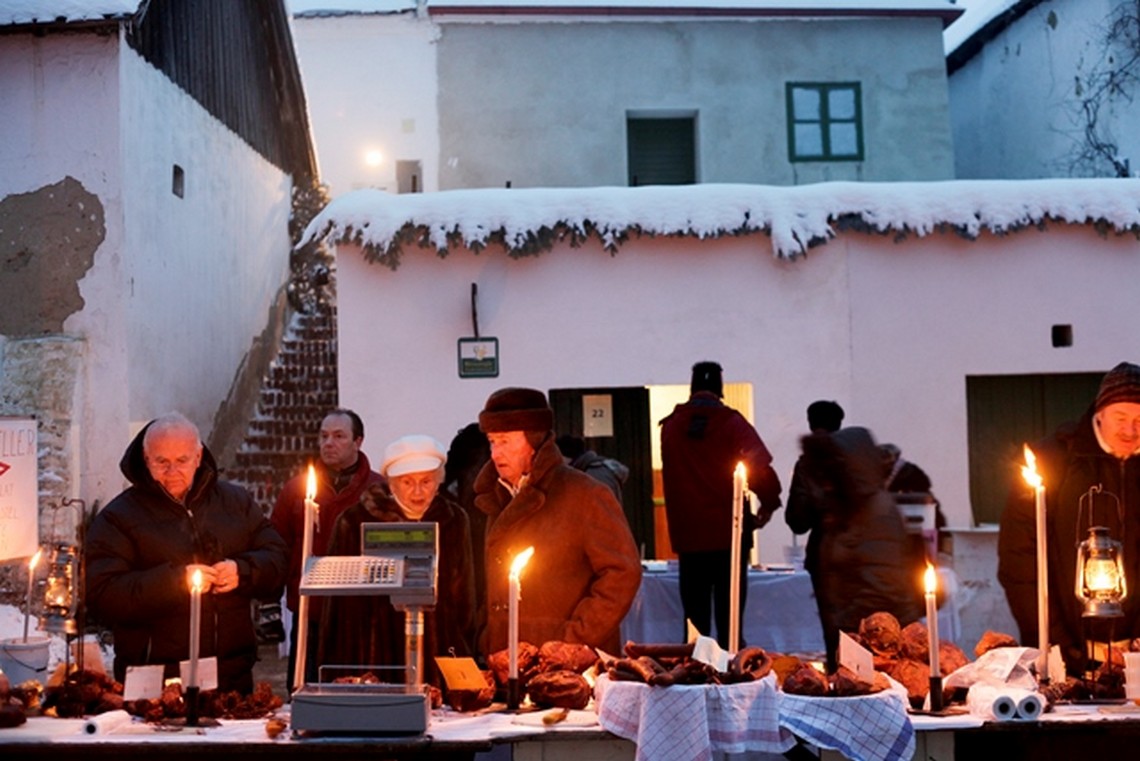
690, 361, 724, 398
478, 387, 554, 433
381, 434, 447, 477
1095, 362, 1140, 411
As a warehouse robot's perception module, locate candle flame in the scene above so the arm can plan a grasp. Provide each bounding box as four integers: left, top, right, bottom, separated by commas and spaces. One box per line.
305, 463, 317, 501
191, 569, 204, 592
734, 461, 747, 481
924, 562, 938, 595
510, 546, 535, 579
1021, 445, 1043, 489
29, 548, 42, 571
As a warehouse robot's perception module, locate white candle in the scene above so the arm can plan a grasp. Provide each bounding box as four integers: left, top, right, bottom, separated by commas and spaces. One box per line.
924, 563, 940, 677
23, 549, 42, 642
729, 462, 746, 652
189, 568, 203, 689
1022, 445, 1049, 683
293, 463, 320, 691
508, 546, 535, 680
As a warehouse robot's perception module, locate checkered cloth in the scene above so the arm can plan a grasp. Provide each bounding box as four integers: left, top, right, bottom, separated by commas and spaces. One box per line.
596, 674, 793, 761
778, 682, 915, 761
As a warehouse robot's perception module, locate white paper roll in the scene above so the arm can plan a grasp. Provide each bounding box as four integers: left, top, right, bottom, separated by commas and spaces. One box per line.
83, 709, 134, 735
966, 683, 1017, 721
1013, 689, 1043, 720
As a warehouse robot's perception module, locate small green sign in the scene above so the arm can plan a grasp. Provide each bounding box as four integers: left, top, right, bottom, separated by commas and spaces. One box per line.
458, 338, 499, 378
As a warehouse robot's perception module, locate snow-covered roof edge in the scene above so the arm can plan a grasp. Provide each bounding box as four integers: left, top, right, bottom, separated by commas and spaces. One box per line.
301, 179, 1140, 268
0, 1, 141, 28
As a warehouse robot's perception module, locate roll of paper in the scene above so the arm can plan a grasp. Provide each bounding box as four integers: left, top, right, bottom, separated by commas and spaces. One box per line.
966, 683, 1017, 721
1014, 689, 1043, 720
83, 709, 133, 735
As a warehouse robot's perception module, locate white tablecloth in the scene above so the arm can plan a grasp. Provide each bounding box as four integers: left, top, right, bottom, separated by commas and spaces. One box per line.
621, 568, 961, 654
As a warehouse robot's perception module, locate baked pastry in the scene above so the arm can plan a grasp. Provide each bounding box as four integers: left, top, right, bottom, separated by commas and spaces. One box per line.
538, 641, 598, 674
938, 641, 969, 676
488, 642, 540, 687
974, 630, 1018, 657
884, 658, 929, 708
526, 669, 591, 709
781, 663, 829, 696
899, 621, 930, 663
859, 612, 903, 657
446, 671, 495, 712
830, 666, 878, 697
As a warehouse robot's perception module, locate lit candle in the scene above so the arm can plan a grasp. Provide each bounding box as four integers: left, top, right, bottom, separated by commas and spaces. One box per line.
924, 562, 940, 676
508, 546, 535, 710
1021, 445, 1049, 684
189, 568, 203, 689
292, 463, 320, 691
23, 549, 42, 642
729, 462, 746, 652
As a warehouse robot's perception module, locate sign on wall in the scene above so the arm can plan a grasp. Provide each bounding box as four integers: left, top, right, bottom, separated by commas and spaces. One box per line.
458, 338, 499, 378
0, 417, 38, 562
582, 394, 614, 438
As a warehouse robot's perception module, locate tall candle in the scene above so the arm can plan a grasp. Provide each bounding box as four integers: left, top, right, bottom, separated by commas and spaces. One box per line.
729, 462, 746, 652
23, 549, 42, 642
508, 545, 535, 708
924, 563, 940, 676
1022, 445, 1049, 683
189, 568, 203, 689
293, 463, 320, 691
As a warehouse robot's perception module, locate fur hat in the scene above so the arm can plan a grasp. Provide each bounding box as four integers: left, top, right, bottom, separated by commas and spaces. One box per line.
479, 387, 554, 433
1095, 362, 1140, 411
381, 434, 446, 477
690, 361, 724, 398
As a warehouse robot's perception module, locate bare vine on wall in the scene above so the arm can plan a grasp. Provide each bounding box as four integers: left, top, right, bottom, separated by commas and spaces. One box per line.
1068, 2, 1140, 177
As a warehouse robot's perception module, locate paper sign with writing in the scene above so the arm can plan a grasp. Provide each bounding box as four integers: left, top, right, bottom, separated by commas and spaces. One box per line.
838, 630, 875, 682
178, 656, 219, 691
123, 665, 165, 700
434, 656, 489, 691
0, 417, 38, 562
690, 634, 729, 672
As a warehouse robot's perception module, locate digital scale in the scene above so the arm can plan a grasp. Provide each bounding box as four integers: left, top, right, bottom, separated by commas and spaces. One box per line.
290, 521, 439, 736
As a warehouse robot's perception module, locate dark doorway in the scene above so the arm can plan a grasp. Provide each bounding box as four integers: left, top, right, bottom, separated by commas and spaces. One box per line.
549, 386, 654, 557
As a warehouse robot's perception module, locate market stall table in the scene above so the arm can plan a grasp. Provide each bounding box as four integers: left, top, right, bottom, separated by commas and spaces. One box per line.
621, 566, 961, 653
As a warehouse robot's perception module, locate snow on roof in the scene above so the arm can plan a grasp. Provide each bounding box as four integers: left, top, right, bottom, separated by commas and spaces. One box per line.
288, 0, 960, 16
0, 0, 139, 26
943, 0, 1018, 55
302, 179, 1140, 268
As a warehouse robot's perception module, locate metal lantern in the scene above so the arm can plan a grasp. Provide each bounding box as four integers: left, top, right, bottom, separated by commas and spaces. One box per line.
1075, 526, 1126, 618
40, 542, 80, 635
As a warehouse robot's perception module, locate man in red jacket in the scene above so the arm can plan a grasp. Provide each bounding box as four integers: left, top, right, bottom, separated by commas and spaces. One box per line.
660, 362, 782, 649
270, 408, 384, 690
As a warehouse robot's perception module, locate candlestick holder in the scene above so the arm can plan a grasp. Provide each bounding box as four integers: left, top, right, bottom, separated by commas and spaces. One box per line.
185, 685, 200, 727
507, 677, 520, 711
928, 675, 944, 712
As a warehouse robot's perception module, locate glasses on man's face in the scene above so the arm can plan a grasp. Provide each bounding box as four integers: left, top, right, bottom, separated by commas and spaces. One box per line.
147, 455, 197, 472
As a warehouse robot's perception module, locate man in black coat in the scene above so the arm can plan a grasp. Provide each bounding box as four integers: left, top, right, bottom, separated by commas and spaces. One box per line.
86, 412, 287, 694
999, 362, 1140, 676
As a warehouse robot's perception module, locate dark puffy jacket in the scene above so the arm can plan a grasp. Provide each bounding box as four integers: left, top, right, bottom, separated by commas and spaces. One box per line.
86, 424, 287, 694
796, 427, 923, 666
998, 406, 1140, 674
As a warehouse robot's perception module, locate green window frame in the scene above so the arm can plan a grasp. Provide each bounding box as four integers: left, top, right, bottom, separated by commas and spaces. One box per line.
785, 82, 864, 162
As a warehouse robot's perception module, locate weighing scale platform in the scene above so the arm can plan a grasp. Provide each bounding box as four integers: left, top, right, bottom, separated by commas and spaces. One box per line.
290, 683, 431, 736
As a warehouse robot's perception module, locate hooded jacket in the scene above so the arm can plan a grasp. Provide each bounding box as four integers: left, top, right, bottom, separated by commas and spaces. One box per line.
999, 406, 1140, 673
85, 424, 287, 694
474, 434, 641, 656
795, 427, 923, 665
659, 391, 782, 554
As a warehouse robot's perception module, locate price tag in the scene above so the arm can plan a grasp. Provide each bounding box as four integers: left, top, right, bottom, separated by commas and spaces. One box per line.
178, 656, 219, 691
123, 665, 165, 700
434, 656, 489, 691
838, 630, 875, 682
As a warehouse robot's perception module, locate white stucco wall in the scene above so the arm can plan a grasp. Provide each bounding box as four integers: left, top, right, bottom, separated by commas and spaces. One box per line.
950, 0, 1140, 179
435, 17, 956, 188
291, 12, 440, 198
118, 45, 292, 441
335, 222, 1140, 566
0, 31, 128, 504
1, 29, 293, 506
